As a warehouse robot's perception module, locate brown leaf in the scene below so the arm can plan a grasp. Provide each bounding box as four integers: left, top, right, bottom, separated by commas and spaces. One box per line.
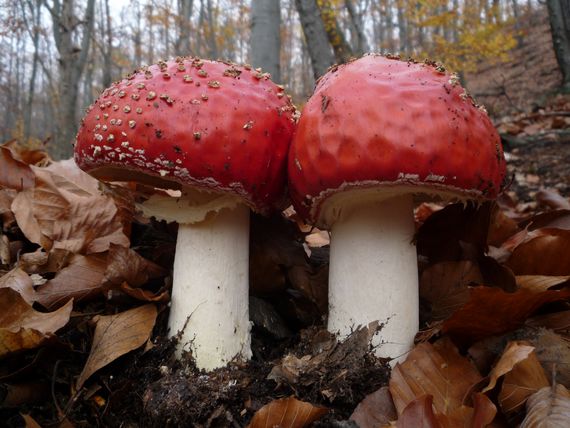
0, 288, 72, 357
35, 253, 108, 310
389, 337, 482, 416
104, 244, 166, 287
535, 189, 570, 211
247, 396, 328, 428
350, 386, 397, 428
76, 304, 157, 389
520, 210, 570, 231
442, 286, 570, 346
482, 341, 538, 393
520, 384, 570, 427
0, 188, 17, 228
20, 413, 42, 428
506, 228, 570, 275
11, 167, 130, 254
396, 395, 440, 428
119, 282, 170, 302
516, 275, 570, 292
44, 158, 100, 194
420, 261, 483, 321
499, 345, 549, 414
488, 204, 520, 247
0, 268, 36, 304
0, 145, 35, 191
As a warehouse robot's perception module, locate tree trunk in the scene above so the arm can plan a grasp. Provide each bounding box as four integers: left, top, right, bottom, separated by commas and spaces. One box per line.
295, 0, 334, 79
47, 0, 96, 159
250, 0, 281, 82
316, 0, 353, 63
101, 0, 113, 88
205, 0, 218, 58
547, 0, 570, 91
396, 1, 408, 54
345, 0, 368, 55
175, 0, 194, 55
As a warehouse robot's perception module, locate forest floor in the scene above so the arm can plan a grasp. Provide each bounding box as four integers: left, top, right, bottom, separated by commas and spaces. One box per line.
1, 94, 569, 427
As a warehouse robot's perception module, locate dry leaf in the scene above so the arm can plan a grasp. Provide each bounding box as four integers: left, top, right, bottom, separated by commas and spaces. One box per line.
76, 304, 157, 389
11, 167, 130, 254
104, 244, 166, 287
442, 286, 570, 346
119, 282, 170, 302
506, 228, 570, 275
350, 386, 397, 428
535, 189, 570, 210
516, 275, 570, 292
520, 210, 570, 231
389, 337, 482, 415
482, 341, 537, 393
520, 384, 570, 427
0, 288, 72, 357
420, 261, 482, 321
526, 311, 570, 338
0, 268, 36, 304
20, 413, 42, 428
35, 253, 108, 310
0, 145, 35, 191
247, 396, 328, 428
488, 205, 520, 247
0, 188, 17, 228
396, 395, 440, 428
499, 345, 549, 414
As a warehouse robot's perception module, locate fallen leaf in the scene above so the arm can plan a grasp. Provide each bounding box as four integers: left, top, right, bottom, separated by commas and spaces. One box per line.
442, 286, 570, 346
18, 249, 72, 275
520, 210, 570, 231
76, 304, 157, 389
35, 253, 108, 310
350, 386, 397, 428
20, 413, 42, 428
420, 261, 482, 321
0, 268, 36, 304
519, 384, 570, 427
248, 396, 328, 428
44, 158, 100, 194
0, 288, 72, 357
104, 244, 165, 287
535, 189, 570, 210
11, 167, 130, 254
499, 345, 549, 415
506, 228, 570, 275
0, 188, 17, 228
389, 337, 482, 415
119, 282, 170, 302
482, 341, 537, 393
487, 205, 519, 247
516, 275, 570, 292
0, 145, 35, 191
396, 395, 440, 428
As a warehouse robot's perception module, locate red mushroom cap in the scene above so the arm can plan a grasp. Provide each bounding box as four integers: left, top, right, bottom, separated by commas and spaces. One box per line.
75, 58, 297, 214
288, 54, 507, 227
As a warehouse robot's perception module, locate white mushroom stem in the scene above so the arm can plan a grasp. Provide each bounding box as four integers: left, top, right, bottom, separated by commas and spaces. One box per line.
168, 204, 252, 370
328, 194, 418, 363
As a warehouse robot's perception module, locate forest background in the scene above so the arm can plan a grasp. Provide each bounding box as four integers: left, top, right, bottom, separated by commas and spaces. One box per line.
1, 0, 568, 160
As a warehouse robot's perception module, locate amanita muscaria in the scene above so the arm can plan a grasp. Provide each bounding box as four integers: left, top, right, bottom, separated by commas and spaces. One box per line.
74, 57, 297, 370
288, 54, 506, 362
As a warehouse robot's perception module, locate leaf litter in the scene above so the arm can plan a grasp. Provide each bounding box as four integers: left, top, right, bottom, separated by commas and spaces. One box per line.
0, 132, 569, 427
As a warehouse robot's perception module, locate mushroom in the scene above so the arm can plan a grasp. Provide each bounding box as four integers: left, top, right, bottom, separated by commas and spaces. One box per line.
74, 58, 297, 370
288, 54, 506, 362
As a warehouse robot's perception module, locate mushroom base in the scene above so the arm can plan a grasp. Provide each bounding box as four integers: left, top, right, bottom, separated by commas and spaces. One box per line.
328, 194, 418, 364
168, 204, 252, 370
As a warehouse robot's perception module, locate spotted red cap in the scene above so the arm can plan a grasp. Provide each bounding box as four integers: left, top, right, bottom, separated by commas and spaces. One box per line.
288, 54, 507, 227
75, 57, 297, 214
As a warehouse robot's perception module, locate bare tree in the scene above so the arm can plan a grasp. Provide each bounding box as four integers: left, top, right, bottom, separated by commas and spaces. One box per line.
316, 0, 353, 63
250, 0, 281, 82
547, 0, 570, 91
295, 0, 334, 79
345, 0, 368, 55
45, 0, 96, 159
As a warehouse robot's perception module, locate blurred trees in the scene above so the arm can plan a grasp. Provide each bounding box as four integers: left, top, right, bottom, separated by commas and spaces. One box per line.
0, 0, 556, 158
547, 0, 570, 92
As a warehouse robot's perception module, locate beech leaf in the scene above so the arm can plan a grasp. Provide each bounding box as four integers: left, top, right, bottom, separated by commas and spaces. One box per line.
482, 341, 537, 393
396, 395, 440, 428
442, 286, 570, 346
350, 386, 397, 428
0, 288, 72, 357
520, 384, 570, 428
389, 337, 482, 416
247, 396, 328, 428
76, 304, 157, 389
0, 268, 36, 304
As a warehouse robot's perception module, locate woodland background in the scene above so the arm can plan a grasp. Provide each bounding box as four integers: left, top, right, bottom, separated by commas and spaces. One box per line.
0, 0, 568, 160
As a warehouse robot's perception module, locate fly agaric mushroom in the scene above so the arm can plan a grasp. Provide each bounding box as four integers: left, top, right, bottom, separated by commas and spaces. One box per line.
288, 54, 506, 361
74, 57, 297, 370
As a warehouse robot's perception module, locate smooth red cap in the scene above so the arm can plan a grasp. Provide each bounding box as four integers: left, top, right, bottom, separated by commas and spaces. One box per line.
288, 55, 507, 227
75, 58, 297, 214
